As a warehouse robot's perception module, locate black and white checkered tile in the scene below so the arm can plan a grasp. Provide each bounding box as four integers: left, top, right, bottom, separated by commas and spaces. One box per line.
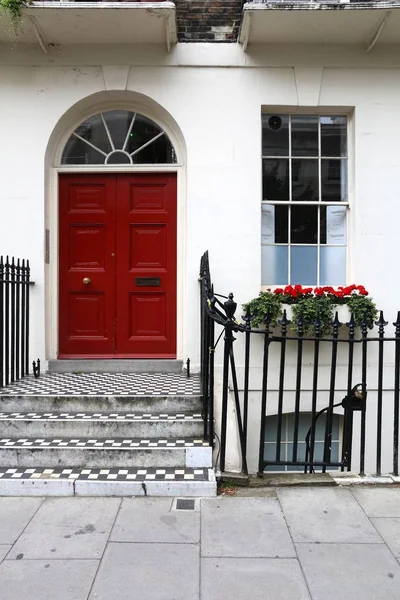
0, 372, 201, 397
0, 411, 202, 422
0, 437, 209, 449
0, 467, 210, 481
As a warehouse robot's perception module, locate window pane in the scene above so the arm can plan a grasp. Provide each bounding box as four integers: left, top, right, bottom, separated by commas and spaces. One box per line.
291, 205, 318, 244
291, 115, 318, 157
264, 415, 280, 442
320, 247, 346, 285
107, 151, 131, 165
290, 246, 317, 285
262, 205, 288, 244
126, 114, 163, 155
263, 159, 289, 201
262, 114, 289, 156
74, 113, 111, 154
263, 446, 283, 472
321, 116, 347, 157
133, 133, 175, 164
287, 412, 340, 441
321, 206, 347, 246
61, 136, 105, 165
321, 159, 348, 202
262, 245, 288, 285
292, 159, 319, 201
310, 441, 339, 463
103, 110, 133, 150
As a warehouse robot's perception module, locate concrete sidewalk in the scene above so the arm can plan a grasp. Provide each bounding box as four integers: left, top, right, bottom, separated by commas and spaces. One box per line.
1, 487, 400, 599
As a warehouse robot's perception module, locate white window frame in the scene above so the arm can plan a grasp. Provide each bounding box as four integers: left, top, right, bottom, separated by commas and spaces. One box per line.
261, 108, 353, 290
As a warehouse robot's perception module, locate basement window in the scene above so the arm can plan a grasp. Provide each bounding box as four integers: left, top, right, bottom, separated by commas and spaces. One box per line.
264, 411, 342, 472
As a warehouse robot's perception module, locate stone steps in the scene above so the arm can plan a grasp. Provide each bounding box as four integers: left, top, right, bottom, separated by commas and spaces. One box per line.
0, 411, 204, 439
0, 371, 216, 496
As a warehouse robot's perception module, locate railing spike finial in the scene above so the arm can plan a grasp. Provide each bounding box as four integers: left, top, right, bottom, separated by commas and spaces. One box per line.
313, 313, 321, 337
376, 310, 388, 335
243, 305, 253, 329
332, 311, 341, 336
278, 308, 290, 335
347, 312, 356, 336
361, 311, 369, 337
263, 307, 272, 331
224, 293, 237, 320
394, 311, 400, 335
296, 311, 304, 337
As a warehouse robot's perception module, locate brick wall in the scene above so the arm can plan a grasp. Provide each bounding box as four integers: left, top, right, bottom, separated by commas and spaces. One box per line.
175, 0, 243, 43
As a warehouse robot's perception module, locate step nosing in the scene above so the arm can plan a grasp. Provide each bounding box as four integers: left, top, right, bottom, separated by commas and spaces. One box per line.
0, 466, 211, 482
0, 437, 209, 449
0, 412, 203, 422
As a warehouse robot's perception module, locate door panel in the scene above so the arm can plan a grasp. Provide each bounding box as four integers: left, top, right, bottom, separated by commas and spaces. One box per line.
116, 174, 177, 357
129, 293, 166, 338
58, 173, 177, 358
59, 175, 116, 357
131, 225, 167, 269
68, 293, 107, 337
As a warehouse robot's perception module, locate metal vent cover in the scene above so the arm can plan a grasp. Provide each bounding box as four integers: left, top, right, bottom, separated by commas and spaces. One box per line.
172, 498, 199, 511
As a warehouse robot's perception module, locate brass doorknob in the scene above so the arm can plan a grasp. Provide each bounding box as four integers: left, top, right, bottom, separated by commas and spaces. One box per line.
82, 277, 91, 285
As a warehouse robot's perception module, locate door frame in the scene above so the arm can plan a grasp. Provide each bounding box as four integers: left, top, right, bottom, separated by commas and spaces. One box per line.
47, 164, 185, 360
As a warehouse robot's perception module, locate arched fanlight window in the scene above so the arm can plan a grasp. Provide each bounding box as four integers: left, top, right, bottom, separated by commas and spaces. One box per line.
61, 110, 177, 165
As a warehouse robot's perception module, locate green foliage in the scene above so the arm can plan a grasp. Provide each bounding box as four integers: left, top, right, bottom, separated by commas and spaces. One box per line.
346, 294, 378, 328
244, 289, 378, 335
292, 295, 333, 336
0, 0, 26, 31
244, 291, 282, 328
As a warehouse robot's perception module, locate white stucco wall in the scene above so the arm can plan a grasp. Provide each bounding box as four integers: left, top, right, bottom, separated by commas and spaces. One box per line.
1, 41, 400, 474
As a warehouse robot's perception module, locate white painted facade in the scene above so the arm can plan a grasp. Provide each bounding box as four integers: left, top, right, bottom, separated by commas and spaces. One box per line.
2, 28, 400, 475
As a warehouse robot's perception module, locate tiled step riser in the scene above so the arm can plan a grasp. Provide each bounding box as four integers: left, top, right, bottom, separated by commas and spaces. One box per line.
0, 420, 204, 439
0, 448, 187, 469
0, 396, 203, 413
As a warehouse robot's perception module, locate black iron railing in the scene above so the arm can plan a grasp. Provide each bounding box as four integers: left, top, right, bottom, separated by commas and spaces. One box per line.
200, 251, 400, 477
0, 256, 32, 388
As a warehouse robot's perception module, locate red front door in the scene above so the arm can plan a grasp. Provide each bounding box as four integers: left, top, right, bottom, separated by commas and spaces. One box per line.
58, 173, 177, 358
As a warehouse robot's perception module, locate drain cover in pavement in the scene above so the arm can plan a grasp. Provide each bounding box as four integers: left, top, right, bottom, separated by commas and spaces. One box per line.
175, 498, 196, 511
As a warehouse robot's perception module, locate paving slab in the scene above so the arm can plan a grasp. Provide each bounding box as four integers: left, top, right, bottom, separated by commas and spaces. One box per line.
8, 497, 120, 559
0, 497, 43, 544
352, 487, 400, 517
110, 498, 200, 543
0, 559, 98, 600
278, 487, 382, 543
89, 542, 199, 600
0, 546, 11, 563
297, 543, 400, 600
371, 518, 400, 556
201, 557, 311, 600
201, 496, 295, 558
